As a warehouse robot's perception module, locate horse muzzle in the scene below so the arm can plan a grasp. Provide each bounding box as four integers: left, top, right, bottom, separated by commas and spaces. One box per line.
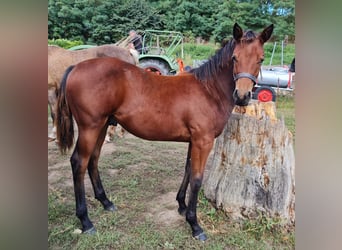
233, 89, 252, 106
233, 72, 256, 106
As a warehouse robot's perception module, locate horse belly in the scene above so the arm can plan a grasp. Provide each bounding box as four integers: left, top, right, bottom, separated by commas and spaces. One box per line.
115, 110, 190, 142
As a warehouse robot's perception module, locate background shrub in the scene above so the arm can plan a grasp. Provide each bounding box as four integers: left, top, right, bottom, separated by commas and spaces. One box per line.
48, 39, 83, 49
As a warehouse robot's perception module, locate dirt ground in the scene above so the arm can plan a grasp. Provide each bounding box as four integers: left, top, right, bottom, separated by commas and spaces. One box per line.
48, 123, 214, 230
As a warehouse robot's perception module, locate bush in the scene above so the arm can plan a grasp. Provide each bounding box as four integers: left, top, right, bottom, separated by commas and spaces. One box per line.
48, 39, 84, 49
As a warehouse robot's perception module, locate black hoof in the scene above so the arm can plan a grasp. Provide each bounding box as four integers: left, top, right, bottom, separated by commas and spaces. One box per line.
194, 232, 207, 241
105, 204, 117, 212
83, 226, 96, 235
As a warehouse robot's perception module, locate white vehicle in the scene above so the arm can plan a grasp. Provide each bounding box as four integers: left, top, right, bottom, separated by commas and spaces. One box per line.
253, 65, 295, 102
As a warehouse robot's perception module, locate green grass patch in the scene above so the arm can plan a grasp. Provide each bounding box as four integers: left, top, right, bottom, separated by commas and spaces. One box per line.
263, 43, 295, 66
276, 95, 295, 139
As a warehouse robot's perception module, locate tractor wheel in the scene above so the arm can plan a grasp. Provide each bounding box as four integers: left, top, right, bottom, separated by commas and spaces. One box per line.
253, 86, 276, 102
139, 59, 171, 75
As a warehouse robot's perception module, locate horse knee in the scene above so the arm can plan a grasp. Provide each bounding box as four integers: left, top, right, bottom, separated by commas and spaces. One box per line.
190, 177, 203, 192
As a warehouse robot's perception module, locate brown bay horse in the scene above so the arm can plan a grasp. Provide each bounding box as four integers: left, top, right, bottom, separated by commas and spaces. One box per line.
56, 23, 273, 241
48, 44, 138, 141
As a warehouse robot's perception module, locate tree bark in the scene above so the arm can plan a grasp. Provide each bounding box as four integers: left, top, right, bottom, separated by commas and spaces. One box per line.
204, 101, 295, 223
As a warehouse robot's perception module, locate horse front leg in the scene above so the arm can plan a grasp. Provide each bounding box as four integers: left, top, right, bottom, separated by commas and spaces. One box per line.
186, 137, 214, 241
176, 143, 192, 215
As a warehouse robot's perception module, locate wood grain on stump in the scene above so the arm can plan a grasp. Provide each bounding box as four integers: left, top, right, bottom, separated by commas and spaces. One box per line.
204, 100, 295, 223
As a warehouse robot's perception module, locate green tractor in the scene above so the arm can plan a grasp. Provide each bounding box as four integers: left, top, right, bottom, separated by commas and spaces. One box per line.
68, 30, 184, 76
138, 30, 184, 75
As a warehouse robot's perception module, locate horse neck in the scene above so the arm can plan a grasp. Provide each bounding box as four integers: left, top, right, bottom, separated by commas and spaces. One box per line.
211, 63, 235, 109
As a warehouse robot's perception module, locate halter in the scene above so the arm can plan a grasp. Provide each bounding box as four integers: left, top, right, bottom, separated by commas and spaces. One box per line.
233, 72, 257, 85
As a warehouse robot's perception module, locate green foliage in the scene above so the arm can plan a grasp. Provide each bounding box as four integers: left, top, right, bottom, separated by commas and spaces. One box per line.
49, 0, 295, 45
163, 0, 220, 41
48, 39, 83, 49
48, 0, 163, 44
241, 211, 294, 245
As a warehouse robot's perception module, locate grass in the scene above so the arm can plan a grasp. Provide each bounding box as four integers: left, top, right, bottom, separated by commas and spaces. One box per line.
48, 96, 295, 249
49, 182, 294, 249
263, 43, 295, 66
276, 94, 295, 138
177, 42, 295, 67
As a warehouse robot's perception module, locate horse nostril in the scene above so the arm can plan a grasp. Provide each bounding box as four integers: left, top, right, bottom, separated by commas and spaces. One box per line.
247, 91, 251, 99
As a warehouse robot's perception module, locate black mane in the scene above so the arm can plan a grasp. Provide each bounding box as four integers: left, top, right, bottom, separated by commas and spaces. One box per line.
190, 30, 257, 85
188, 30, 258, 103
190, 39, 236, 85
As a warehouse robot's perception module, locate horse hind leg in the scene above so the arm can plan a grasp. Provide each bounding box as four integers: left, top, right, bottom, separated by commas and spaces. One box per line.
88, 123, 116, 211
176, 143, 192, 215
70, 127, 105, 234
48, 88, 58, 141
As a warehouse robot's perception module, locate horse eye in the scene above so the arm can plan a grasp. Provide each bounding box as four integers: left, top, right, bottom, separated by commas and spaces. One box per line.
232, 55, 237, 62
259, 58, 264, 64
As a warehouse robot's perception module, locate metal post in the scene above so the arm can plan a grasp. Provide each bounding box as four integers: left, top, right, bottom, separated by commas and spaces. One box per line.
281, 40, 284, 66
269, 42, 276, 66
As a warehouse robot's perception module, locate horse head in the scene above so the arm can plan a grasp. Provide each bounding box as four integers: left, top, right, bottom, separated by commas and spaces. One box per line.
232, 23, 273, 106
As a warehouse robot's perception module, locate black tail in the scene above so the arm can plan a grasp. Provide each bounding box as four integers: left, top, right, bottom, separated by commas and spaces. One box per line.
56, 65, 75, 154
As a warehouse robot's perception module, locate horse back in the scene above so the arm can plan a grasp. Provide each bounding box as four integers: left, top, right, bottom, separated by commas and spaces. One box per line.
66, 57, 226, 141
48, 44, 135, 89
92, 45, 136, 65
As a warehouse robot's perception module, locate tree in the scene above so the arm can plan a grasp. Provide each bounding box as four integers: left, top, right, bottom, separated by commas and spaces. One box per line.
89, 0, 127, 43
269, 0, 295, 41
48, 0, 163, 44
48, 0, 295, 44
162, 0, 221, 41
212, 0, 273, 43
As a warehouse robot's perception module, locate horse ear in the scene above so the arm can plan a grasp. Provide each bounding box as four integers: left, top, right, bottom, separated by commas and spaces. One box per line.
259, 24, 274, 43
233, 23, 243, 41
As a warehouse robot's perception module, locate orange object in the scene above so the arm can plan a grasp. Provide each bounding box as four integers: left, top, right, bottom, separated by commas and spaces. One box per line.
177, 58, 184, 72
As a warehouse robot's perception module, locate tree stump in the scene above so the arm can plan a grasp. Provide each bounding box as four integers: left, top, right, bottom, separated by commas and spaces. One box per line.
203, 100, 295, 223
